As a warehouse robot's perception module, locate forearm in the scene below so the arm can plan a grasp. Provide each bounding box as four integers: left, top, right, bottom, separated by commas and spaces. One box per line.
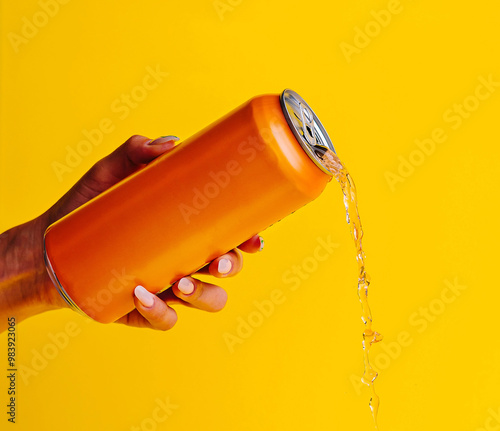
0, 216, 65, 332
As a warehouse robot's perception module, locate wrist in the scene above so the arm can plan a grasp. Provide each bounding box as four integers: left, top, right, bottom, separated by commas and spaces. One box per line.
0, 215, 67, 330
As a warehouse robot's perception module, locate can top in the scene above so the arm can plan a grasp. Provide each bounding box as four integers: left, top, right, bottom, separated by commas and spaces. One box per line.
280, 89, 335, 176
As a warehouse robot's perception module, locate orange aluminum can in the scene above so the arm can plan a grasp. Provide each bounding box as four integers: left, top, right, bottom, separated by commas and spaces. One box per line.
44, 89, 336, 323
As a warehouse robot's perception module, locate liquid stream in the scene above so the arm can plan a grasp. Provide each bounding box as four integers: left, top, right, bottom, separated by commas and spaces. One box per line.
320, 149, 383, 429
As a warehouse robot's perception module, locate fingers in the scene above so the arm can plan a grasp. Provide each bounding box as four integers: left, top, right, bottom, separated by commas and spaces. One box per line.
237, 234, 265, 253
117, 234, 265, 331
196, 234, 264, 278
170, 277, 228, 312
119, 234, 265, 331
79, 135, 180, 198
103, 135, 180, 176
48, 135, 179, 223
196, 249, 243, 278
118, 285, 178, 331
119, 279, 228, 331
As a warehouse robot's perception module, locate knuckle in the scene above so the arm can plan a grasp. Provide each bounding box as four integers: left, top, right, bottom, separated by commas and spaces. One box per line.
125, 135, 148, 153
127, 134, 145, 143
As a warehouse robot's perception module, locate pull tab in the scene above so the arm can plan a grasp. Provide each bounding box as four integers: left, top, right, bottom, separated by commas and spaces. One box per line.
299, 102, 317, 147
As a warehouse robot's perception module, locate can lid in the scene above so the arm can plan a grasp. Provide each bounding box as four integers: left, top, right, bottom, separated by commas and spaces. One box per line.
280, 89, 335, 176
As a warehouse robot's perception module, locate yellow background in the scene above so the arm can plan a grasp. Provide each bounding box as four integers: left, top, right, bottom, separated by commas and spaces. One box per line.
1, 0, 499, 430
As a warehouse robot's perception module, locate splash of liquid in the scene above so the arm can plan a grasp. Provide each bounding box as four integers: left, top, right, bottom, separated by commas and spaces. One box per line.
320, 149, 383, 429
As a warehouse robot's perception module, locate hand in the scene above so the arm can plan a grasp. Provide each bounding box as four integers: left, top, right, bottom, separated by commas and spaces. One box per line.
126, 233, 263, 331
0, 135, 264, 332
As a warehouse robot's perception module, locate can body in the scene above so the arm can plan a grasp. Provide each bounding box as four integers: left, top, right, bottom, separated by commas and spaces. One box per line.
44, 91, 333, 323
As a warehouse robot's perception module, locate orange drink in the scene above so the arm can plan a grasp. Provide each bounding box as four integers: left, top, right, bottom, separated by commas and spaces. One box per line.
44, 89, 335, 323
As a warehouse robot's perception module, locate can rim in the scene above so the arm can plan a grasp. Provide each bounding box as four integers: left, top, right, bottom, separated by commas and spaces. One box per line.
43, 238, 89, 318
279, 89, 336, 176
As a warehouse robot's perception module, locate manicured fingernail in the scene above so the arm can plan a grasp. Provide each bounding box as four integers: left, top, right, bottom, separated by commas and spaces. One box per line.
134, 285, 155, 308
258, 236, 265, 251
218, 258, 232, 275
178, 278, 194, 295
148, 135, 180, 145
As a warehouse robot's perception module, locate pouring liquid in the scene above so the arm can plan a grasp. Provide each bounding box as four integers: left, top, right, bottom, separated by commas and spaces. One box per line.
319, 149, 383, 429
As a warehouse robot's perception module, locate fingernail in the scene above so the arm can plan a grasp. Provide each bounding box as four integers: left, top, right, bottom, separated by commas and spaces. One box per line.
134, 285, 155, 308
178, 277, 194, 295
148, 135, 180, 145
258, 236, 265, 251
218, 258, 232, 275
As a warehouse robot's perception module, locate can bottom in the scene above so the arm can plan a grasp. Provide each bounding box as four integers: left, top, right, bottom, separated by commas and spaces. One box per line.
43, 241, 89, 319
